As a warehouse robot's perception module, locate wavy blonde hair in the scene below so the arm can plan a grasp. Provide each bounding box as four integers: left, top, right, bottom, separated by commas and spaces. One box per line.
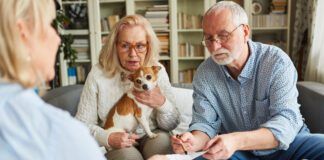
99, 14, 160, 77
0, 0, 56, 88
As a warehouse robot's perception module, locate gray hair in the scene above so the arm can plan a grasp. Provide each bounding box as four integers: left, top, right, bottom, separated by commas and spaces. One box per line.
205, 1, 248, 26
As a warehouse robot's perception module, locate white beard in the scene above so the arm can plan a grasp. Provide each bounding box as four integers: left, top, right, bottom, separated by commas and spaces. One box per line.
212, 54, 234, 65
211, 48, 239, 65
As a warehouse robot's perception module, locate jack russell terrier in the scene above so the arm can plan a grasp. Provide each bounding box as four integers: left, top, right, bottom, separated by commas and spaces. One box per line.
104, 66, 161, 139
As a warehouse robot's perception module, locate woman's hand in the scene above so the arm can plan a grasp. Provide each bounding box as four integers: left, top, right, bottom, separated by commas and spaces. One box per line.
133, 86, 166, 108
108, 132, 139, 149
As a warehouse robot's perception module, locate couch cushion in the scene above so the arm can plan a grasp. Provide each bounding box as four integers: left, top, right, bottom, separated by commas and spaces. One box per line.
42, 85, 84, 116
297, 81, 324, 133
172, 83, 193, 89
171, 87, 193, 134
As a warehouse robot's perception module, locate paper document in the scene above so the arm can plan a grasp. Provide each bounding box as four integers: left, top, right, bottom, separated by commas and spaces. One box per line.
166, 151, 207, 160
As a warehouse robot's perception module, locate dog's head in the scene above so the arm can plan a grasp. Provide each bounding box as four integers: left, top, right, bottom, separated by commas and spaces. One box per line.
128, 66, 161, 91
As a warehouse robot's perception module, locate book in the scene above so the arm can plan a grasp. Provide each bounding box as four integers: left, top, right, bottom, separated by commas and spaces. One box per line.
108, 15, 120, 30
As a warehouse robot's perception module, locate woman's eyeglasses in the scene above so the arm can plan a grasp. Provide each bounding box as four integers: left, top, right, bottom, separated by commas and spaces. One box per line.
118, 42, 148, 54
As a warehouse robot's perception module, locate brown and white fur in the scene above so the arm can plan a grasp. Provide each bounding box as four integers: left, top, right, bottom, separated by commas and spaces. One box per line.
104, 66, 161, 138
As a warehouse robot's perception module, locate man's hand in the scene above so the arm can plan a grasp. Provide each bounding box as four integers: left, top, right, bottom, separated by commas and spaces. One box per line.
108, 132, 139, 149
133, 86, 166, 108
202, 133, 238, 160
171, 132, 197, 154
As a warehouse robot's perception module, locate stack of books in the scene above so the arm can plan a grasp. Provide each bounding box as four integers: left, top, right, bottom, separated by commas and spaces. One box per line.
271, 0, 287, 14
177, 12, 202, 29
157, 33, 169, 56
144, 4, 169, 31
179, 69, 196, 84
72, 39, 90, 60
178, 43, 204, 57
101, 15, 120, 32
252, 14, 287, 27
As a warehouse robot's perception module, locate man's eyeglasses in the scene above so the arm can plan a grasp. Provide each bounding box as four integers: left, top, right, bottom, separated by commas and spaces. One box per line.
118, 42, 148, 54
201, 24, 244, 47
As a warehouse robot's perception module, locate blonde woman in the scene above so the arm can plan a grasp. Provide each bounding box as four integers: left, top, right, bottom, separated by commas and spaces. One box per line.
0, 0, 104, 159
76, 15, 180, 160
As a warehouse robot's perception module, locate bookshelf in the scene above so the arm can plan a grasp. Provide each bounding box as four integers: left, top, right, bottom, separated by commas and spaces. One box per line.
57, 0, 291, 86
248, 0, 291, 53
57, 0, 94, 86
134, 0, 171, 76
176, 0, 202, 83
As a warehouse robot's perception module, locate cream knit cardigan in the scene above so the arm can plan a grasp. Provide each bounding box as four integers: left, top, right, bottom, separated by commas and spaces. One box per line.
75, 64, 180, 149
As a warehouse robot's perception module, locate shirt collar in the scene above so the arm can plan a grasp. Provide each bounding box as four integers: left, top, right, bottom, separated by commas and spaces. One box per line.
220, 40, 256, 81
239, 40, 256, 80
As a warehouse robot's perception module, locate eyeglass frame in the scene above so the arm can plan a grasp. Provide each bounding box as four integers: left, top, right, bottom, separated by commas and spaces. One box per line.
117, 41, 148, 54
201, 24, 244, 47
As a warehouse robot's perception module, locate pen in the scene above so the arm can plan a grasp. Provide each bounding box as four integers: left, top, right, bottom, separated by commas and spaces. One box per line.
128, 131, 132, 138
176, 134, 188, 155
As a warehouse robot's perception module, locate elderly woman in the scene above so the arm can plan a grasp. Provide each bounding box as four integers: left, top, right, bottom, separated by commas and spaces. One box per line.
0, 0, 104, 159
75, 14, 180, 160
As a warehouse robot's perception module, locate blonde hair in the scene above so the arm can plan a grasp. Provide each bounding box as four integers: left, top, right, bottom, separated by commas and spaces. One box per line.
0, 0, 56, 88
99, 14, 160, 77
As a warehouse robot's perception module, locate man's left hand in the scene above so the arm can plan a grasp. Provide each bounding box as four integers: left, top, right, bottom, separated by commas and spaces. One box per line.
202, 133, 239, 160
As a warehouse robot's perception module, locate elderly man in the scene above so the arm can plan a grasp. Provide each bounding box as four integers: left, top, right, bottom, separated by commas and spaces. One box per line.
171, 1, 324, 160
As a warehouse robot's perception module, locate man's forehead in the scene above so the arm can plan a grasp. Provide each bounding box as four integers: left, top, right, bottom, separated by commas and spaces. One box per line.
203, 13, 234, 35
204, 8, 232, 21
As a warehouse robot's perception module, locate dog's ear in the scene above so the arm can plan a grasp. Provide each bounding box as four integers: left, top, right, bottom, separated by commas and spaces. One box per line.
152, 66, 161, 74
127, 73, 135, 82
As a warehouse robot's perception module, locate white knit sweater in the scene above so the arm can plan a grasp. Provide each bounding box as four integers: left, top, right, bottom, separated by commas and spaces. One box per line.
75, 64, 180, 149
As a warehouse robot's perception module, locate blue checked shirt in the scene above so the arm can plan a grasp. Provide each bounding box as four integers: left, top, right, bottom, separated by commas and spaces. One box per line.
189, 40, 303, 156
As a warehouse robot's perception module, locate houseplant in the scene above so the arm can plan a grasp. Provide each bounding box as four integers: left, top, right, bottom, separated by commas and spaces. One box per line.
53, 9, 77, 67
50, 7, 78, 87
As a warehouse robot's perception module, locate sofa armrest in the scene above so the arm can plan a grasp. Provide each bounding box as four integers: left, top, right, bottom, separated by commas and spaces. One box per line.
171, 86, 194, 134
297, 81, 324, 133
42, 85, 84, 116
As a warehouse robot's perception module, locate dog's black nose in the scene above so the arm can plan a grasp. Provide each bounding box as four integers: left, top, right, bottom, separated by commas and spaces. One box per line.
142, 84, 148, 90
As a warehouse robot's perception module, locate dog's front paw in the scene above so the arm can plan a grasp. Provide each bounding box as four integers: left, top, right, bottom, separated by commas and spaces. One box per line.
148, 133, 158, 138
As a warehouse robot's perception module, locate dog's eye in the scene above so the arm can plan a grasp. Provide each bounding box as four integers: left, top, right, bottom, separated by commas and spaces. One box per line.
136, 79, 142, 84
146, 75, 152, 80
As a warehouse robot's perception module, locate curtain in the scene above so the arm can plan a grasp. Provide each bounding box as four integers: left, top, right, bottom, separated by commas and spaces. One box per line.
304, 0, 324, 83
291, 0, 317, 80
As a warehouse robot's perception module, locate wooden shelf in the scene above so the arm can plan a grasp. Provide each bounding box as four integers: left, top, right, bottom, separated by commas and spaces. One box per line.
178, 29, 203, 32
62, 29, 89, 35
100, 0, 125, 3
101, 31, 110, 35
252, 27, 289, 31
75, 59, 91, 63
159, 56, 171, 60
61, 1, 87, 5
135, 0, 168, 2
178, 57, 205, 60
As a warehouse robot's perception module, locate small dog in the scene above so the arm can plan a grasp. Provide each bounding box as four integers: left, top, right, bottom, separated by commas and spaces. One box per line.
104, 66, 161, 139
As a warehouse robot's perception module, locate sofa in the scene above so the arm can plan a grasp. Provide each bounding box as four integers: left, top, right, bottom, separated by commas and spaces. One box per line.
42, 81, 324, 134
297, 81, 324, 133
42, 84, 194, 134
